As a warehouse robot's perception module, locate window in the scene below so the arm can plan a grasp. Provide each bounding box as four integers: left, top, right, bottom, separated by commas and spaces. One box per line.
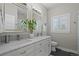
51, 13, 70, 33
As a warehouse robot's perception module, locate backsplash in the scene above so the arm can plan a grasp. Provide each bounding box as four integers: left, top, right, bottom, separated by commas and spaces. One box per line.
0, 35, 5, 44
0, 33, 29, 44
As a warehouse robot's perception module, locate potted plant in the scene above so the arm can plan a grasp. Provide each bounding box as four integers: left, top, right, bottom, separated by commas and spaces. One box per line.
21, 18, 37, 38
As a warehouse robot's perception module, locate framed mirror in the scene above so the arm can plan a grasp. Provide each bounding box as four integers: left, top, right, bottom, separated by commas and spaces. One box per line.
0, 4, 4, 33
4, 3, 27, 32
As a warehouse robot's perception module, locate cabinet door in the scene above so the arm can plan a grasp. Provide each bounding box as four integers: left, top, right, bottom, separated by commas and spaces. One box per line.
39, 39, 51, 56
4, 3, 17, 31
33, 40, 44, 56
41, 39, 50, 56
34, 39, 50, 56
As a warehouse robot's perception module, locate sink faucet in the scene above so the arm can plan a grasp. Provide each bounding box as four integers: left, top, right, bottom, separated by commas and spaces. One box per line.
4, 35, 9, 43
17, 35, 20, 40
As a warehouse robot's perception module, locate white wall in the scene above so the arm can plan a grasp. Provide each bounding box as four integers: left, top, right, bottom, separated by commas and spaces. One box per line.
47, 4, 79, 51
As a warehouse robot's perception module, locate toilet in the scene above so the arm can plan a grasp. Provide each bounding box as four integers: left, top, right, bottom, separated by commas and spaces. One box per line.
51, 41, 58, 52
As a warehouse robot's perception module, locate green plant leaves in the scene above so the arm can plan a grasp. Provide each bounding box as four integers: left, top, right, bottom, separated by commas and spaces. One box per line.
21, 18, 37, 33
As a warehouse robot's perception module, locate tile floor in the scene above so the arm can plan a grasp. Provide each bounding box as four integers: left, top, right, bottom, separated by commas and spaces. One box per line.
50, 48, 79, 56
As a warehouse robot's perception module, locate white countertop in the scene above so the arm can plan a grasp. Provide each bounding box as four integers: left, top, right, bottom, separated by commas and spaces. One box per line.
0, 36, 51, 55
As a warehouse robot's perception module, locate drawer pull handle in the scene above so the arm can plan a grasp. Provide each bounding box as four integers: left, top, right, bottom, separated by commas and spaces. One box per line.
40, 50, 42, 52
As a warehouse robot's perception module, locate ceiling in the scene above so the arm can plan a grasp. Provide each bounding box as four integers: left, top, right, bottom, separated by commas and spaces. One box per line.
41, 3, 79, 10
41, 3, 62, 10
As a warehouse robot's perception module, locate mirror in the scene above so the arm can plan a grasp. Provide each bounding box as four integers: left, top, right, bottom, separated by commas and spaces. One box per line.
0, 4, 4, 33
4, 4, 17, 31
32, 8, 42, 35
17, 4, 27, 31
4, 3, 27, 32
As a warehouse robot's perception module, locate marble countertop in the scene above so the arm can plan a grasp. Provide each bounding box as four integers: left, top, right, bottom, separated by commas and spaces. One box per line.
0, 36, 51, 55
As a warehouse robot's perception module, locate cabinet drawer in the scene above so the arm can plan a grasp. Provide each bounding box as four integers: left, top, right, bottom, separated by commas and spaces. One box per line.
3, 44, 34, 56
34, 48, 44, 56
35, 40, 48, 47
34, 39, 51, 56
34, 40, 49, 56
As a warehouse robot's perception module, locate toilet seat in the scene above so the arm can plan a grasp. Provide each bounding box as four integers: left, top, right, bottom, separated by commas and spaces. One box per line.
51, 41, 58, 46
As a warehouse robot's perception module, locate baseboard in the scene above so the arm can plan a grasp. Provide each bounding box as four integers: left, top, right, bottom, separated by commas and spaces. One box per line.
57, 46, 79, 54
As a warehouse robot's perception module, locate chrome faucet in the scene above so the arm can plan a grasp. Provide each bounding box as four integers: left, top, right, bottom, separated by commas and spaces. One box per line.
4, 35, 9, 43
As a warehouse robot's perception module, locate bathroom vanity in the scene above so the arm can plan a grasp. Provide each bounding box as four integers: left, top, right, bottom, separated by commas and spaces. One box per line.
0, 36, 51, 56
0, 3, 50, 56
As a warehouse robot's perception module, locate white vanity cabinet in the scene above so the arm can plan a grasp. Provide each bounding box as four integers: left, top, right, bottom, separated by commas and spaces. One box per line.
3, 44, 35, 56
2, 37, 51, 56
